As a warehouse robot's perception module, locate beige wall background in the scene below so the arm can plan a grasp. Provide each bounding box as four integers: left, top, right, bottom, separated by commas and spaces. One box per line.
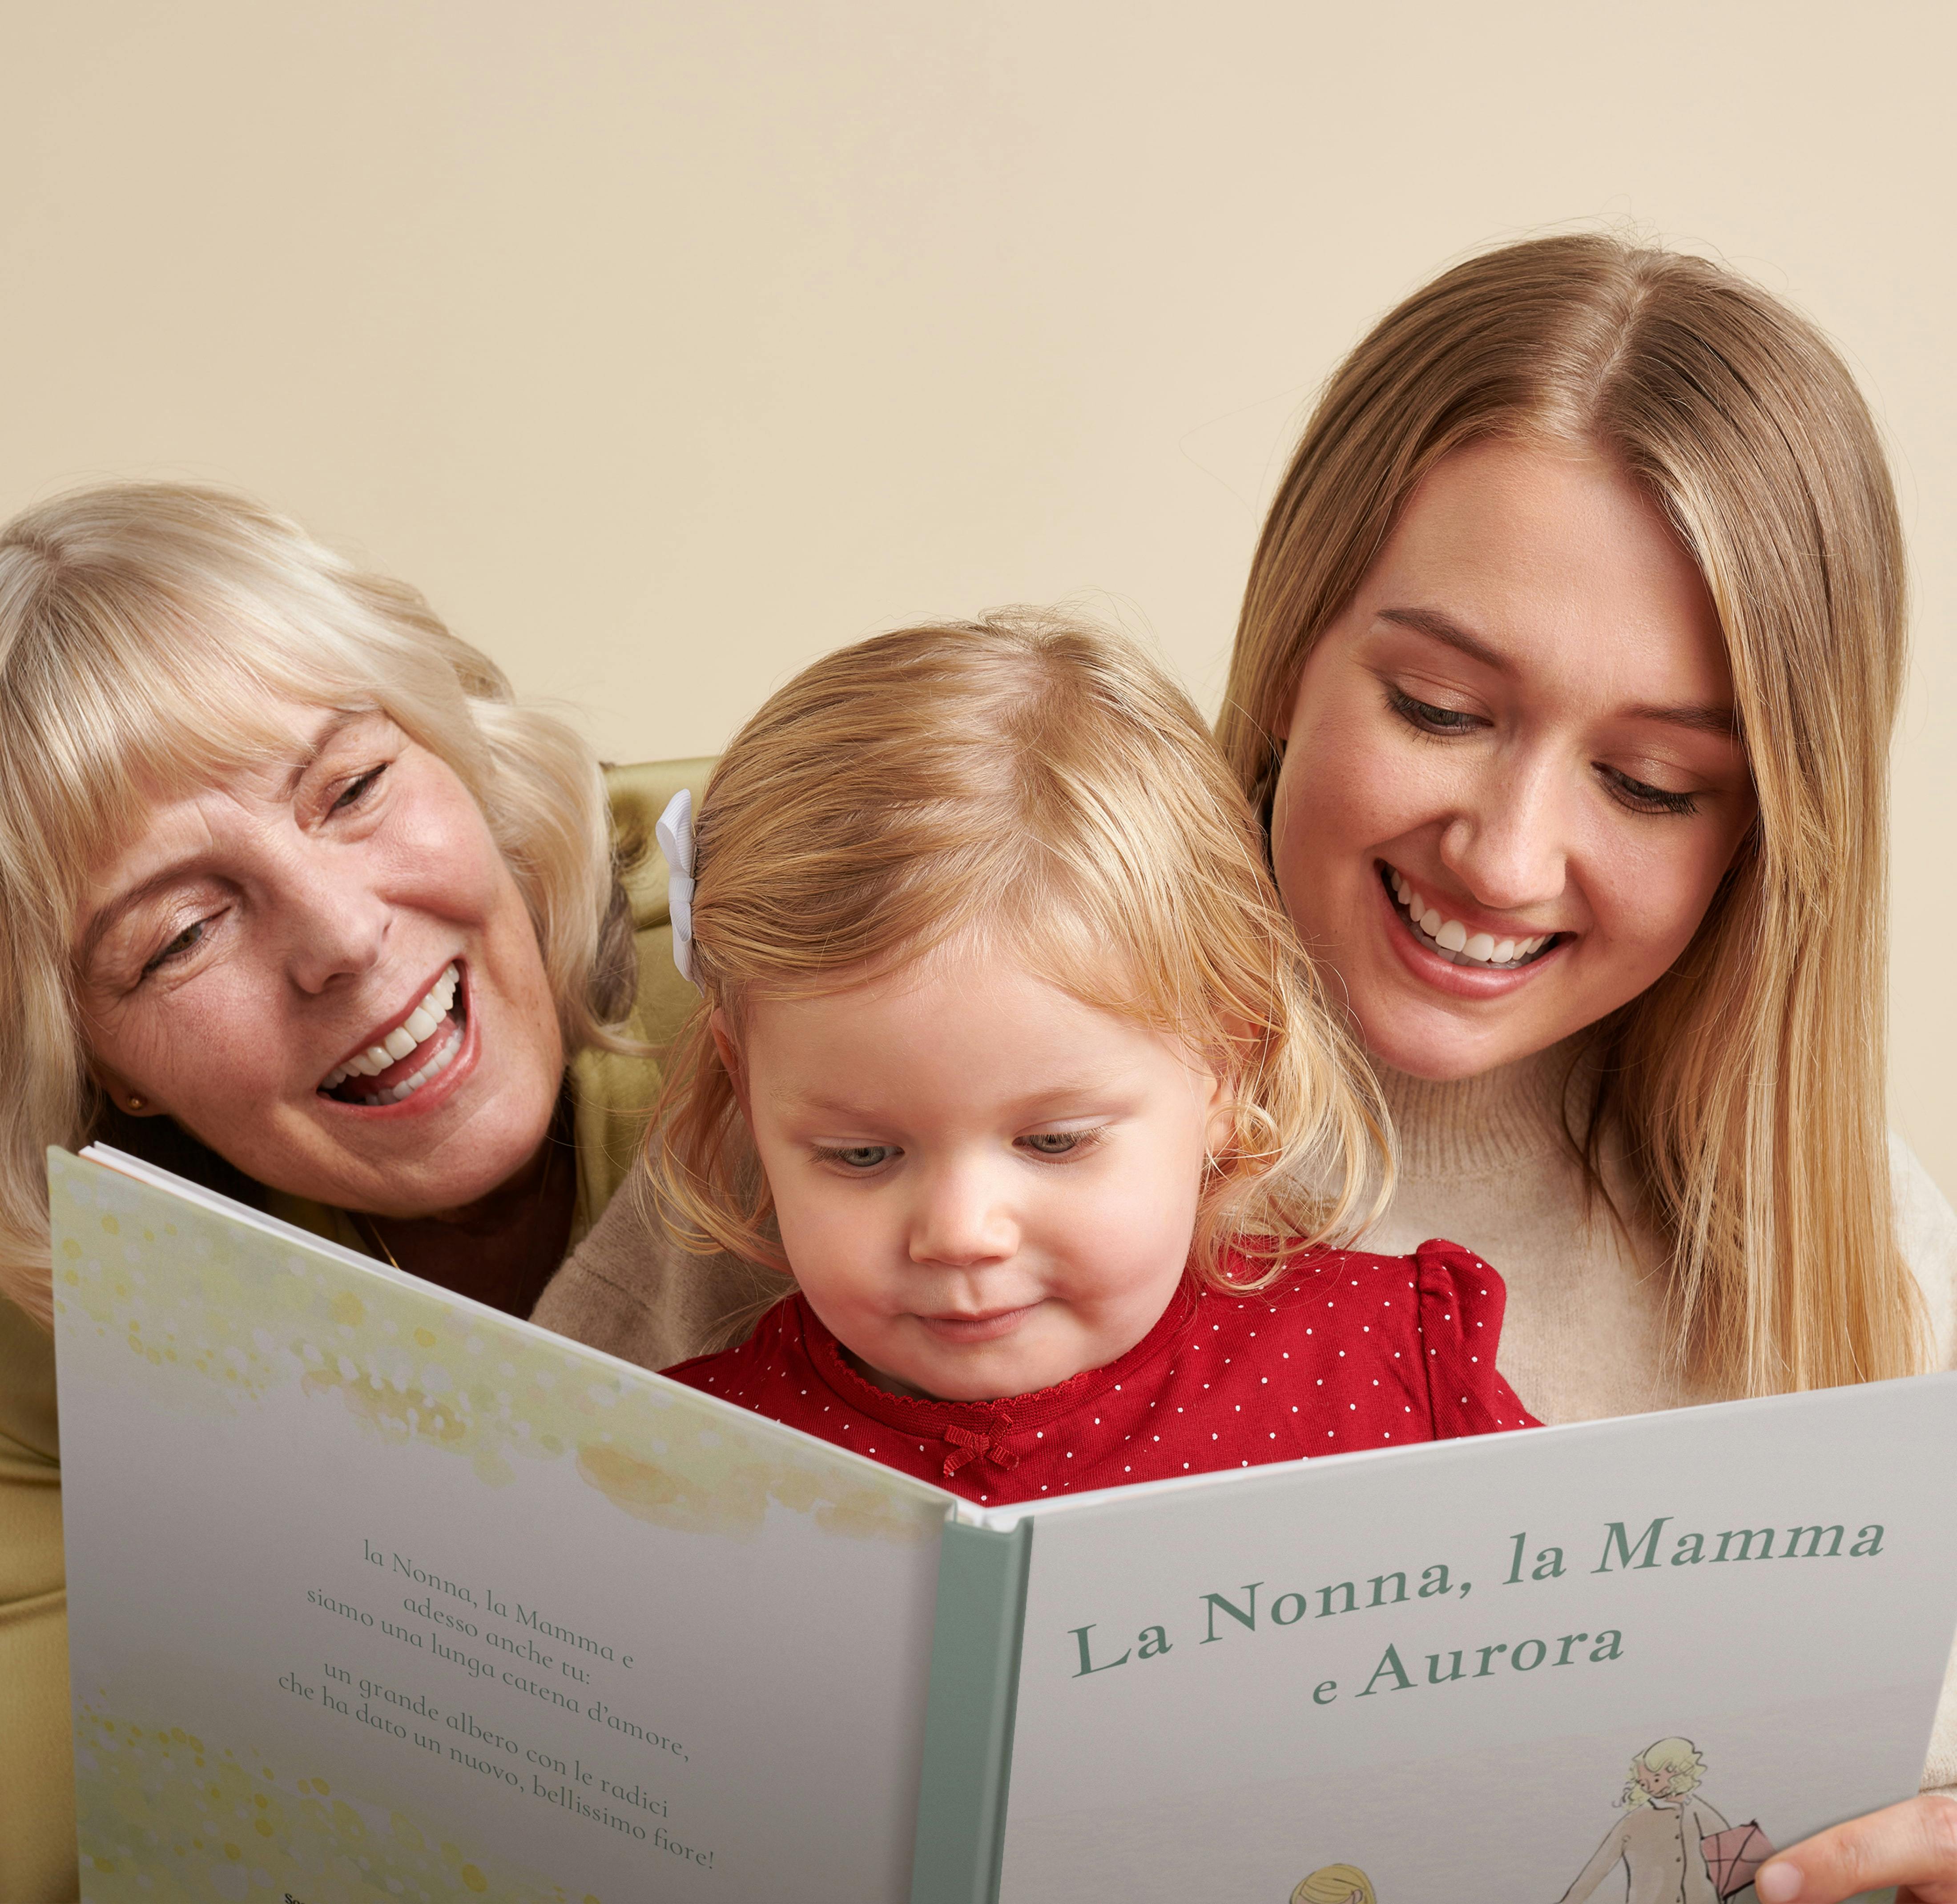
4, 3, 1954, 1190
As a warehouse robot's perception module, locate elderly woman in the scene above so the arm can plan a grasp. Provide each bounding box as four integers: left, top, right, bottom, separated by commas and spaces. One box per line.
0, 483, 752, 1900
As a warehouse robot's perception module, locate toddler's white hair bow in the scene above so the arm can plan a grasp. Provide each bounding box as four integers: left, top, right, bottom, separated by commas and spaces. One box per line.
656, 789, 698, 987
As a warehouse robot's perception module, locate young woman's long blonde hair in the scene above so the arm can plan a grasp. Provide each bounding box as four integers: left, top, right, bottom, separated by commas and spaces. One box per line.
653, 610, 1389, 1286
0, 482, 638, 1324
1218, 233, 1921, 1395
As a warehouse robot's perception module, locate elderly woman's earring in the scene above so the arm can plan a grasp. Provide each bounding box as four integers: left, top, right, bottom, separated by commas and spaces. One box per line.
126, 1095, 146, 1111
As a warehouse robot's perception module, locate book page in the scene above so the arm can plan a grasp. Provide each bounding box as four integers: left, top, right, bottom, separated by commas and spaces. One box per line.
51, 1148, 955, 1904
997, 1376, 1957, 1901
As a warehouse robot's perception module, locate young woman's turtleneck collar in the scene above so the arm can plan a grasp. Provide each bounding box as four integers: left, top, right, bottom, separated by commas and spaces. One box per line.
1372, 1036, 1596, 1184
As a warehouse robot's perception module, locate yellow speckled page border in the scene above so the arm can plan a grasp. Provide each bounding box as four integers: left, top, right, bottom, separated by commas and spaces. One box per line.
50, 1147, 946, 1546
51, 1146, 954, 1902
72, 1704, 585, 1904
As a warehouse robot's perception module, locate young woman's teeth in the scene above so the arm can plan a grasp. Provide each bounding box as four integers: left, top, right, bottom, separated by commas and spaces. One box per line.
322, 965, 462, 1101
1387, 870, 1550, 969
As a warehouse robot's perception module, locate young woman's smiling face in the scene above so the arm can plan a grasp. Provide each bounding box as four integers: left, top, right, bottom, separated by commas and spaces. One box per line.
1270, 438, 1758, 1083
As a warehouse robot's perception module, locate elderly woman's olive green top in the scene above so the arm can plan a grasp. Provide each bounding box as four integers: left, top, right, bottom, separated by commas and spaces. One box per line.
0, 759, 710, 1904
0, 1296, 66, 1903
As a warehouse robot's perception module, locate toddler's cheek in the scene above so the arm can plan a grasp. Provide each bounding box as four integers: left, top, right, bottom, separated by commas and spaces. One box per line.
1077, 1175, 1202, 1267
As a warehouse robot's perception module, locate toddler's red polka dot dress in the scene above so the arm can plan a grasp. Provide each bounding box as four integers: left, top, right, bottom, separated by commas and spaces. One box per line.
661, 1238, 1538, 1508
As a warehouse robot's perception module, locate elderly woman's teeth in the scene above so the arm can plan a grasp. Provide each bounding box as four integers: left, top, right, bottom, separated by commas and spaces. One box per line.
1387, 870, 1550, 968
379, 1031, 461, 1102
322, 965, 462, 1098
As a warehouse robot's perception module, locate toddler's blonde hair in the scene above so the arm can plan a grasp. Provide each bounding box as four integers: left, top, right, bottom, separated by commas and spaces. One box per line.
653, 610, 1389, 1286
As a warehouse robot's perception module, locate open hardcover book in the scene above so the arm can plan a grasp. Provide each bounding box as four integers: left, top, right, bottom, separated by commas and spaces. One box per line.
51, 1145, 1957, 1903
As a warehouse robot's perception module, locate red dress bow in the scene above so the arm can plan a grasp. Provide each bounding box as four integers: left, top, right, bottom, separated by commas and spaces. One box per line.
941, 1412, 1019, 1477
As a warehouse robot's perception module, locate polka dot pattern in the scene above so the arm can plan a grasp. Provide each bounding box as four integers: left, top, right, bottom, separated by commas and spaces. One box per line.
661, 1239, 1540, 1506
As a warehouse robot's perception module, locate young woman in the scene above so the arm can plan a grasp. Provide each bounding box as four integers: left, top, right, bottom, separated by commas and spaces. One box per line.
1217, 232, 1957, 1903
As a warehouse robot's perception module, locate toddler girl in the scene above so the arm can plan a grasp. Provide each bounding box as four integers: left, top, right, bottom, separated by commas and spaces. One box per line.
649, 612, 1537, 1504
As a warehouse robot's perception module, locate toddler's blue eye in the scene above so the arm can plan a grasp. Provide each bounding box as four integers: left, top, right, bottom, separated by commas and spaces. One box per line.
821, 1144, 895, 1170
1018, 1130, 1099, 1158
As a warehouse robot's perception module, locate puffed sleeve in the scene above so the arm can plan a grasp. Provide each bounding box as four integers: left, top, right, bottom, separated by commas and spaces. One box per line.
1410, 1238, 1542, 1439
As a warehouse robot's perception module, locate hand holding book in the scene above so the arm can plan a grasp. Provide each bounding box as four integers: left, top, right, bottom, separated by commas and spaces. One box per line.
1753, 1795, 1957, 1903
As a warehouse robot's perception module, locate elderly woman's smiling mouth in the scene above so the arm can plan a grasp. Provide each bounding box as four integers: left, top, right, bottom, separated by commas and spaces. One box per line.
318, 960, 469, 1107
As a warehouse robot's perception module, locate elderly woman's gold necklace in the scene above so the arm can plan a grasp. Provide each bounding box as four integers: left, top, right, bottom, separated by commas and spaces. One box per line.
353, 1135, 565, 1284
357, 1211, 403, 1271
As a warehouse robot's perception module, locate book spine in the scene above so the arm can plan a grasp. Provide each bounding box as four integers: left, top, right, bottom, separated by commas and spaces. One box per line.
908, 1517, 1035, 1904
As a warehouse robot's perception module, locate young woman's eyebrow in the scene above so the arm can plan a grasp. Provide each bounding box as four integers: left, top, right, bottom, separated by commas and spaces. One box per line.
1619, 700, 1739, 737
1377, 606, 1737, 735
1376, 605, 1509, 669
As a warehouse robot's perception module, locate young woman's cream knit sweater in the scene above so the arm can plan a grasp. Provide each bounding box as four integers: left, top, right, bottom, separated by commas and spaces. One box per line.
1365, 1049, 1957, 1420
532, 1040, 1957, 1792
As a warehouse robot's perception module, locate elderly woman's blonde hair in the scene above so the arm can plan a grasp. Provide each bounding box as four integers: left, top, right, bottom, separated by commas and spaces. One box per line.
652, 611, 1389, 1283
1291, 1864, 1377, 1904
1219, 232, 1924, 1396
0, 483, 636, 1323
1620, 1735, 1707, 1808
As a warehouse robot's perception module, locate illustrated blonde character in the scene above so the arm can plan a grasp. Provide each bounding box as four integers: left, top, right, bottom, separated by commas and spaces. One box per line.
1291, 1864, 1377, 1904
1558, 1738, 1731, 1903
